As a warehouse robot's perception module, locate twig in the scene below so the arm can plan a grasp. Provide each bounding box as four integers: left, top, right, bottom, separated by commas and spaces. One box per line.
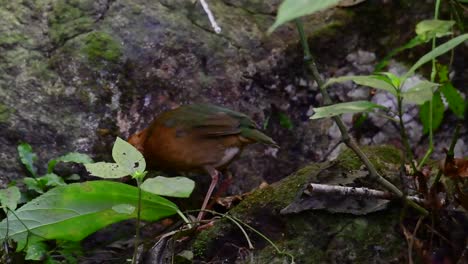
408, 216, 425, 264
199, 0, 222, 33
294, 19, 428, 216
307, 183, 425, 204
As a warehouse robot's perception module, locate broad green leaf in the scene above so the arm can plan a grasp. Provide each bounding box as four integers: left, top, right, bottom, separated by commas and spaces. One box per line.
415, 20, 455, 41
0, 186, 21, 212
440, 83, 465, 118
324, 75, 397, 95
25, 241, 48, 261
85, 162, 131, 179
310, 101, 385, 119
112, 137, 146, 174
401, 81, 438, 105
420, 91, 444, 134
0, 181, 178, 249
141, 176, 195, 198
112, 204, 135, 214
268, 0, 341, 33
47, 152, 94, 173
403, 34, 468, 81
17, 143, 38, 177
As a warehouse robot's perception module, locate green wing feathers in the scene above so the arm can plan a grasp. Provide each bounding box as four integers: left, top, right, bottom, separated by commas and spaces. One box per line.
241, 127, 279, 148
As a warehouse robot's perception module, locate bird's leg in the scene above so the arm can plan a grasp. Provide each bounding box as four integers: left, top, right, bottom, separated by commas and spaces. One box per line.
207, 170, 233, 209
197, 166, 219, 221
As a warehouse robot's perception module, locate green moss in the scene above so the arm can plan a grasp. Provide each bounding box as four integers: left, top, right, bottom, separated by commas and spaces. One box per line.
81, 32, 122, 64
0, 104, 13, 123
338, 145, 402, 172
48, 0, 94, 45
0, 33, 27, 46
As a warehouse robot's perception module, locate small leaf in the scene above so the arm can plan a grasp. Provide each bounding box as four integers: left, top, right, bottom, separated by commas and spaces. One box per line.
403, 34, 468, 81
420, 91, 444, 134
141, 176, 195, 198
325, 75, 398, 95
25, 241, 48, 261
310, 101, 385, 119
23, 177, 44, 193
0, 186, 21, 212
0, 181, 178, 249
112, 204, 135, 214
415, 19, 455, 41
440, 82, 465, 118
268, 0, 341, 33
17, 143, 38, 177
85, 162, 132, 179
40, 173, 67, 187
401, 81, 438, 105
376, 72, 401, 90
279, 112, 293, 130
48, 152, 94, 173
112, 137, 146, 174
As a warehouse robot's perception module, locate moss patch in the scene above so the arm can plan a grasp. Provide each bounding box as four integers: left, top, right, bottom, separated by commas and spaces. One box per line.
81, 32, 122, 64
0, 104, 13, 123
48, 0, 94, 45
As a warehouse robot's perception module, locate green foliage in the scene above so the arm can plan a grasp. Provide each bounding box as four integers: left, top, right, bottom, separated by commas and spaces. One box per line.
17, 143, 38, 177
420, 91, 444, 134
268, 0, 341, 33
325, 75, 397, 95
402, 33, 468, 81
0, 181, 179, 250
25, 241, 48, 261
17, 143, 93, 193
141, 176, 195, 198
85, 137, 146, 179
415, 20, 455, 41
278, 112, 294, 130
401, 81, 439, 105
0, 186, 21, 212
311, 101, 385, 119
438, 65, 465, 118
47, 152, 93, 174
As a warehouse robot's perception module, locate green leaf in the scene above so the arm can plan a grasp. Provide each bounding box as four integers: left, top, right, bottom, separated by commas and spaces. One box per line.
440, 82, 465, 118
48, 152, 94, 173
325, 75, 398, 95
415, 20, 455, 41
268, 0, 341, 33
23, 174, 66, 193
376, 72, 401, 90
403, 34, 468, 81
420, 91, 444, 134
141, 177, 195, 198
0, 186, 21, 212
17, 143, 38, 177
0, 181, 178, 249
112, 137, 146, 174
401, 81, 439, 105
23, 177, 45, 193
310, 101, 386, 119
279, 112, 293, 130
25, 241, 48, 261
112, 204, 135, 214
85, 162, 132, 179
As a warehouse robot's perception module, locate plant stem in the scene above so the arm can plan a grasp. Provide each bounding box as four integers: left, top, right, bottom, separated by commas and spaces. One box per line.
418, 0, 441, 169
132, 179, 143, 264
294, 19, 428, 216
397, 95, 417, 172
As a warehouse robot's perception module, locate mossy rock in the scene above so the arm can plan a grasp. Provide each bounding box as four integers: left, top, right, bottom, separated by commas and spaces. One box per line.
188, 145, 406, 263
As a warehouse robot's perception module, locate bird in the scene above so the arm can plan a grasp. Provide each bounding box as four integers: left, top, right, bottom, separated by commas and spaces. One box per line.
127, 103, 278, 220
